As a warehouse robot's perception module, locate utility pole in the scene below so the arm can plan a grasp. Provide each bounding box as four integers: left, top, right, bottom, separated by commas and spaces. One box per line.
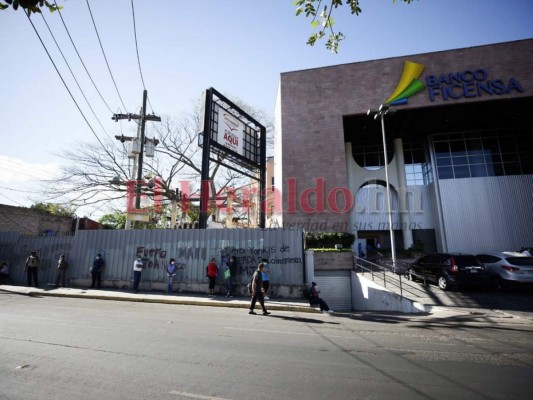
112, 90, 161, 228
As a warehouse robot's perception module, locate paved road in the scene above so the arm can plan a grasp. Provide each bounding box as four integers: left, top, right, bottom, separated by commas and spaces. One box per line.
1, 293, 532, 400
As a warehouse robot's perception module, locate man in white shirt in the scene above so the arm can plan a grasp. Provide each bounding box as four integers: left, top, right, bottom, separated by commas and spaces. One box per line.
133, 256, 144, 293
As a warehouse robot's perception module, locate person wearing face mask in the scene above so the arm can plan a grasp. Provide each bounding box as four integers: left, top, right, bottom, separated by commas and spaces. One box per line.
132, 256, 144, 293
166, 258, 177, 294
261, 258, 270, 300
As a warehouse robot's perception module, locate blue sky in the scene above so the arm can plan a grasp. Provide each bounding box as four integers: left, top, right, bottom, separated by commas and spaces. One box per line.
1, 0, 532, 218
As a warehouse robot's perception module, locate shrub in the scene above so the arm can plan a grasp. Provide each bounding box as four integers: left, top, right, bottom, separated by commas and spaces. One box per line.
304, 232, 355, 249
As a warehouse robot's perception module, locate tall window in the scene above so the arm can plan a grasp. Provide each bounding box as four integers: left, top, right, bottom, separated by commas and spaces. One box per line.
404, 141, 432, 186
433, 129, 533, 180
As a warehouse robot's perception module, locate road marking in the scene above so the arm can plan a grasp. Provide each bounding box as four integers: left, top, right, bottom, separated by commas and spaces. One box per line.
170, 391, 234, 400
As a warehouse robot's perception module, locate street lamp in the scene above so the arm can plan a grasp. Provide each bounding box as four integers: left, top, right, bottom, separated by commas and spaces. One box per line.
367, 104, 397, 269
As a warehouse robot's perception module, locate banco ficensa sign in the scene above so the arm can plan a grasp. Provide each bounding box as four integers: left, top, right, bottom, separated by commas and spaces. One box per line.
385, 60, 525, 105
426, 68, 524, 102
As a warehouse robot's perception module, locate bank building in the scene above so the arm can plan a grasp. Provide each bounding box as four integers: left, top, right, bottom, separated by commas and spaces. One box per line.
274, 39, 533, 254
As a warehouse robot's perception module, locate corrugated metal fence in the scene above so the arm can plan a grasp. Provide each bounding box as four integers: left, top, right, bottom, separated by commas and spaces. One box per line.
0, 228, 304, 290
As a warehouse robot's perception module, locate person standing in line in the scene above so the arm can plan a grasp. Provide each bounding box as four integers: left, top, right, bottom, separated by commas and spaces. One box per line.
25, 251, 40, 287
261, 258, 270, 300
309, 282, 333, 313
249, 263, 270, 315
132, 256, 144, 293
90, 254, 105, 289
206, 257, 218, 296
55, 254, 69, 288
225, 256, 237, 297
166, 258, 177, 294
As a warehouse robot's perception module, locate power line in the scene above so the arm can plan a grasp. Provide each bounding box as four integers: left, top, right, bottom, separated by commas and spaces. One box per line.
130, 0, 155, 114
53, 0, 115, 115
26, 13, 108, 152
40, 12, 113, 141
86, 0, 129, 114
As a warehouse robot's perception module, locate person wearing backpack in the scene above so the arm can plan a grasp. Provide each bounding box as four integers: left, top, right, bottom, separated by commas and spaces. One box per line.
248, 263, 270, 315
25, 250, 40, 287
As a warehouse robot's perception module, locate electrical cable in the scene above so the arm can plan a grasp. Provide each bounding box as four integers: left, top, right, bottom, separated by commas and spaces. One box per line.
86, 0, 129, 114
26, 13, 109, 152
53, 0, 115, 115
130, 0, 155, 114
40, 12, 113, 141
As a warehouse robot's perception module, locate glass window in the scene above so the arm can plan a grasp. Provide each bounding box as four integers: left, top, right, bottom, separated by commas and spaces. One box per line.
454, 165, 470, 178
438, 166, 454, 179
470, 164, 487, 177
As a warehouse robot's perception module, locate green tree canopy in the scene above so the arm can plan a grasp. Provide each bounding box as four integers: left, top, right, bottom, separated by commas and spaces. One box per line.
0, 0, 62, 14
295, 0, 416, 53
30, 202, 74, 217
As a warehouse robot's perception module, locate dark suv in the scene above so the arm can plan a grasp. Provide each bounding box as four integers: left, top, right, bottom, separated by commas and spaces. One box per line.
407, 253, 487, 291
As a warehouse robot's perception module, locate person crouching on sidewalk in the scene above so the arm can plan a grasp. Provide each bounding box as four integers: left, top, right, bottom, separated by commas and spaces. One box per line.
249, 263, 270, 315
309, 282, 333, 313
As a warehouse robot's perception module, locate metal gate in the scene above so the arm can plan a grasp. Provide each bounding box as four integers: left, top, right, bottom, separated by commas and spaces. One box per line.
314, 270, 352, 311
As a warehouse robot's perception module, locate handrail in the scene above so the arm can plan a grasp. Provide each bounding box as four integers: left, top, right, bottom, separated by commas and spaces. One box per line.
353, 253, 428, 299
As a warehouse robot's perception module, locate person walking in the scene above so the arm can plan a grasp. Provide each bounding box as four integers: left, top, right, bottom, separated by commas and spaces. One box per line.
132, 256, 144, 293
309, 282, 333, 313
206, 257, 218, 296
90, 254, 105, 289
55, 254, 69, 287
225, 256, 237, 297
261, 258, 270, 299
25, 250, 40, 287
166, 258, 177, 294
249, 263, 270, 315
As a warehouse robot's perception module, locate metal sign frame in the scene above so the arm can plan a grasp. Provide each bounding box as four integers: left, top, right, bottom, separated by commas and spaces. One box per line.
199, 87, 267, 229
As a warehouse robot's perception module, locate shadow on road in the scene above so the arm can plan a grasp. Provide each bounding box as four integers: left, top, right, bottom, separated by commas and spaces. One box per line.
268, 315, 340, 325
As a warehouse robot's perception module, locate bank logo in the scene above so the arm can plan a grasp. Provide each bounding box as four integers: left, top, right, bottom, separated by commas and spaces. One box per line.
385, 60, 425, 105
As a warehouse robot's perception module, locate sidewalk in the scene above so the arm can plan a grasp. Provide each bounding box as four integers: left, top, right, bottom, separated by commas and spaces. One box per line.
0, 284, 320, 314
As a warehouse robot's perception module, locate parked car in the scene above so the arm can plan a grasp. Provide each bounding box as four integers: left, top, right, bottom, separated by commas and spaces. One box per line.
476, 252, 533, 291
407, 253, 487, 291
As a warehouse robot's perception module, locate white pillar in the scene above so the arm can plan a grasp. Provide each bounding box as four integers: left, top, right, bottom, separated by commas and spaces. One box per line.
394, 138, 413, 250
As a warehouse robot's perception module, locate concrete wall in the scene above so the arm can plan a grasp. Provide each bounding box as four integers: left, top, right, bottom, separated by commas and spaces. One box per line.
0, 204, 73, 235
351, 271, 426, 313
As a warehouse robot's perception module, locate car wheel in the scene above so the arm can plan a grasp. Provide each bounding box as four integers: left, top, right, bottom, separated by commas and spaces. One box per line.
491, 277, 508, 292
437, 275, 450, 291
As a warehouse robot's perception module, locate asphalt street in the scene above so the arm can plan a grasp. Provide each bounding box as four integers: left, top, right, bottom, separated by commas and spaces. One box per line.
1, 292, 532, 400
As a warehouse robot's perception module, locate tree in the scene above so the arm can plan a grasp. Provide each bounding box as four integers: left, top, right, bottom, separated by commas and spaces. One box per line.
98, 211, 126, 230
44, 95, 273, 227
295, 0, 416, 53
30, 202, 74, 217
0, 0, 61, 14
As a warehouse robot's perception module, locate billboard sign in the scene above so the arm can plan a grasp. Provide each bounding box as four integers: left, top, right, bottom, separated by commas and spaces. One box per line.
217, 104, 244, 156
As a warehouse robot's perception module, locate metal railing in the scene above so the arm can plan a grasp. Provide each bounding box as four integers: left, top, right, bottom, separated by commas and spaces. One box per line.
353, 252, 428, 299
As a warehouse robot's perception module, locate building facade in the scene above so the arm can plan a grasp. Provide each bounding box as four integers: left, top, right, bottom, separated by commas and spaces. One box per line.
275, 39, 533, 254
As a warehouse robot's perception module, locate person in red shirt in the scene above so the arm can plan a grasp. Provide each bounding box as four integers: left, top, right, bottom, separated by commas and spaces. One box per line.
206, 257, 219, 296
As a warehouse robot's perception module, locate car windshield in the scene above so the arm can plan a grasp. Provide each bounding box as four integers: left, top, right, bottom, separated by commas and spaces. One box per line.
505, 257, 533, 266
455, 256, 481, 266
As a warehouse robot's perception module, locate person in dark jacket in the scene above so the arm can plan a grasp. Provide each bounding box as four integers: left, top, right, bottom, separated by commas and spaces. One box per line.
90, 254, 105, 289
25, 251, 40, 287
248, 263, 270, 315
225, 256, 237, 297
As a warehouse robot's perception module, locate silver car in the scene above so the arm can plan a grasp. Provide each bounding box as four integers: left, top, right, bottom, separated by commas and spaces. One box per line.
476, 252, 533, 291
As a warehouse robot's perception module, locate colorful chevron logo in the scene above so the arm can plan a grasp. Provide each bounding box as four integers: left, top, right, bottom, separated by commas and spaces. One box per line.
385, 61, 425, 105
